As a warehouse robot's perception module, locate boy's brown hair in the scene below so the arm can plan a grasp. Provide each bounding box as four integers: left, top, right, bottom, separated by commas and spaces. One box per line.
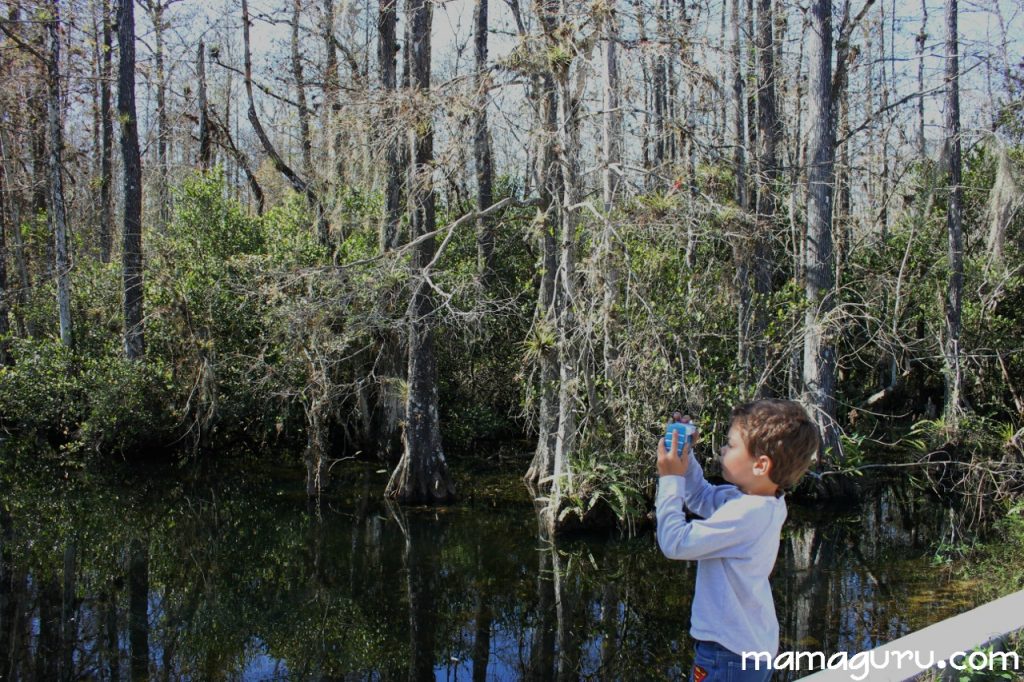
730, 399, 820, 489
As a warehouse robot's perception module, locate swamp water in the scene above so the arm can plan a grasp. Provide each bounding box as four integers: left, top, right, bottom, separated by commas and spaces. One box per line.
0, 457, 988, 680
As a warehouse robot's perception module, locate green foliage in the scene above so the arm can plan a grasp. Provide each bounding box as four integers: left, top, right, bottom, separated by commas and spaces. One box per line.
0, 337, 173, 456
555, 449, 653, 535
958, 502, 1024, 597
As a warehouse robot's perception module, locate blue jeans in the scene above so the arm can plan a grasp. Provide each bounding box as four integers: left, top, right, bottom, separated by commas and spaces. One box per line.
689, 639, 773, 682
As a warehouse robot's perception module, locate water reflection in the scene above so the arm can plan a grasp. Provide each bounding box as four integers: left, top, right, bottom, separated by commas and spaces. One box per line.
0, 462, 981, 680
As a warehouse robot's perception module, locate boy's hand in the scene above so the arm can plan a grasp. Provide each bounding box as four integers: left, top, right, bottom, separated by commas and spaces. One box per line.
657, 430, 690, 477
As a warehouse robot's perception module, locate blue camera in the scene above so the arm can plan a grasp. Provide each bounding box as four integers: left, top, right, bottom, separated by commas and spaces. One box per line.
665, 422, 696, 456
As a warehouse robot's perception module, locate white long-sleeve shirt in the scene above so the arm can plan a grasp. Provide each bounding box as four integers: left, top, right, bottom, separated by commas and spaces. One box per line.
655, 451, 787, 657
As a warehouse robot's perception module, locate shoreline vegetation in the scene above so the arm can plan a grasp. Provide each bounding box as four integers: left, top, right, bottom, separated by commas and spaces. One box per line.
1, 164, 1023, 536
1, 0, 1022, 541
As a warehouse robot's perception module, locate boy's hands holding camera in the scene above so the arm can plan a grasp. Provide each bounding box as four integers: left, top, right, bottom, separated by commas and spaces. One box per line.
657, 429, 691, 477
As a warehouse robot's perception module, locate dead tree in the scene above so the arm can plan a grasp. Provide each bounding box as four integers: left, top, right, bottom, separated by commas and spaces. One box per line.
802, 0, 838, 457
118, 0, 145, 359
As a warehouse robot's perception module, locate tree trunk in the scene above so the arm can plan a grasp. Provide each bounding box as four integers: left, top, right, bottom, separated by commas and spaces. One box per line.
600, 1, 622, 396
731, 0, 750, 382
118, 0, 145, 360
835, 64, 850, 286
752, 0, 779, 395
323, 0, 344, 185
547, 9, 582, 536
100, 0, 114, 262
474, 0, 495, 279
385, 0, 456, 505
802, 0, 839, 458
197, 41, 211, 170
150, 1, 170, 228
652, 0, 668, 173
942, 0, 963, 430
525, 1, 561, 487
525, 90, 560, 486
290, 0, 328, 245
877, 0, 890, 238
0, 127, 32, 339
917, 0, 927, 159
0, 155, 9, 366
291, 0, 313, 185
46, 2, 73, 349
378, 0, 402, 252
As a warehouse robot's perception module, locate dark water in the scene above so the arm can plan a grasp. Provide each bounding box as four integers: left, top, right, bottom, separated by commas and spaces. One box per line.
0, 456, 985, 681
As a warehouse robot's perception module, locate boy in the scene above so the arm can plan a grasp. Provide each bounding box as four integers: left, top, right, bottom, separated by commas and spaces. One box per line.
655, 399, 819, 682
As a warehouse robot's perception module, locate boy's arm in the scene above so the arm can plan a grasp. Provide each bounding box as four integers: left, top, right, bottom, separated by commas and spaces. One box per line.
680, 450, 743, 518
656, 477, 765, 560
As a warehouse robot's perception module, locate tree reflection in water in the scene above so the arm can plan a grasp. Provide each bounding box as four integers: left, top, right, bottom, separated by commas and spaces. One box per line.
0, 462, 981, 680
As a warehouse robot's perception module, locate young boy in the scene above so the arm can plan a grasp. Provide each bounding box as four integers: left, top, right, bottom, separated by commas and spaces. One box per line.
655, 399, 820, 682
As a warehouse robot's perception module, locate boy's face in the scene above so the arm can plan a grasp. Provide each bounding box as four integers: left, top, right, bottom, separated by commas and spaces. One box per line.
719, 424, 771, 492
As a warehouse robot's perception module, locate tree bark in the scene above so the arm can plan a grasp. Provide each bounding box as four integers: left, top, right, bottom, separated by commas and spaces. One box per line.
384, 0, 456, 504
99, 0, 114, 262
917, 0, 927, 159
147, 1, 170, 228
118, 0, 145, 360
0, 127, 31, 339
731, 0, 750, 382
600, 0, 622, 396
545, 4, 582, 536
46, 2, 73, 349
474, 0, 495, 280
473, 0, 493, 280
378, 0, 401, 252
0, 153, 9, 366
942, 0, 963, 430
525, 83, 560, 487
197, 41, 211, 170
752, 0, 780, 395
291, 0, 313, 185
652, 0, 668, 172
323, 0, 344, 185
802, 0, 839, 458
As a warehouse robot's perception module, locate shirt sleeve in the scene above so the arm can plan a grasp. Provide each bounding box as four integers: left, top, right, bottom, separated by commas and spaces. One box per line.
680, 451, 743, 518
655, 476, 766, 561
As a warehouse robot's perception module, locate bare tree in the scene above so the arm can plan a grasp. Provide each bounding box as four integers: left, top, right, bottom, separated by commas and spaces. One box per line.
474, 0, 495, 280
802, 0, 838, 456
942, 0, 964, 429
197, 41, 211, 170
119, 0, 145, 359
752, 0, 780, 393
378, 0, 401, 252
46, 1, 72, 348
99, 0, 114, 262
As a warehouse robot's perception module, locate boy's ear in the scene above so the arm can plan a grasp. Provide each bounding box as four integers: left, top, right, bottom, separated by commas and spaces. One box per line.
753, 455, 772, 477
